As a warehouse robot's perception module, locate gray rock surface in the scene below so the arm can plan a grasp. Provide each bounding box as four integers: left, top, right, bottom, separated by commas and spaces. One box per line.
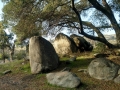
29, 36, 59, 74
114, 75, 120, 83
114, 69, 120, 83
88, 58, 120, 81
46, 71, 81, 88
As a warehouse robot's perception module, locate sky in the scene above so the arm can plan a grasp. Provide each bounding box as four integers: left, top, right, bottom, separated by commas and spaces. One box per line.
0, 1, 115, 35
0, 1, 3, 21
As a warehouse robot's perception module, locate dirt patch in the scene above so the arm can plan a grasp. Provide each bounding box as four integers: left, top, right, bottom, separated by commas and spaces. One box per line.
0, 74, 27, 90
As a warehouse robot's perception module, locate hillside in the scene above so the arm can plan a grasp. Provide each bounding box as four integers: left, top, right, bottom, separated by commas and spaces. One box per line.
84, 34, 116, 46
104, 34, 116, 44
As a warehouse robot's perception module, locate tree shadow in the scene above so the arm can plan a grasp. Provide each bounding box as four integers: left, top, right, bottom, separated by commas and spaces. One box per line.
55, 57, 95, 72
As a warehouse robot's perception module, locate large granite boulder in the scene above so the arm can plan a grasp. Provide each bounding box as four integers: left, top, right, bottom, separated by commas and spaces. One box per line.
46, 71, 81, 88
29, 36, 59, 74
70, 34, 93, 52
53, 33, 78, 56
88, 58, 120, 81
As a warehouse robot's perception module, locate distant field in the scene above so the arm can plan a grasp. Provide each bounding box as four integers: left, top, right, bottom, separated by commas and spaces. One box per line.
104, 34, 116, 44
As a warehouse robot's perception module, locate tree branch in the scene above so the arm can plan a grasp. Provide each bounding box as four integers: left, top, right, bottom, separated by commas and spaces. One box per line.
71, 0, 83, 33
71, 0, 115, 48
82, 21, 105, 39
102, 0, 112, 12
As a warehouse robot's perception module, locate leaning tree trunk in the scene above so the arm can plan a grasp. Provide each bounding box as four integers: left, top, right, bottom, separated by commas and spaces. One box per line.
71, 0, 116, 48
88, 0, 120, 47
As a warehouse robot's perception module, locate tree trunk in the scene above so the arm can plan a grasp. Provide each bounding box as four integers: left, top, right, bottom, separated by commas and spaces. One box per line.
9, 44, 15, 61
71, 0, 116, 48
24, 44, 29, 60
26, 44, 29, 55
9, 50, 13, 61
2, 48, 5, 63
88, 0, 120, 46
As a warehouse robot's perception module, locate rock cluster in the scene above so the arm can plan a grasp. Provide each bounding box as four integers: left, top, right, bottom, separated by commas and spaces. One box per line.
53, 33, 93, 56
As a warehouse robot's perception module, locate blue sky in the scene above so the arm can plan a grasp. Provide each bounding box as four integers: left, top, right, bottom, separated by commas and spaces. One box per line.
0, 1, 3, 20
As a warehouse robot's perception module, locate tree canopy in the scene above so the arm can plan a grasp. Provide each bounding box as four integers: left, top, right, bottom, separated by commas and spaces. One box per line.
0, 21, 15, 62
1, 0, 120, 48
0, 21, 13, 48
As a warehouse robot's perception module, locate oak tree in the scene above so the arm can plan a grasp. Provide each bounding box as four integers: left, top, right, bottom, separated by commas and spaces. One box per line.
1, 0, 120, 48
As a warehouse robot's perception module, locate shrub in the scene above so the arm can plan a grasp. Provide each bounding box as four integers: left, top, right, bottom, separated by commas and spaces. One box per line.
0, 53, 9, 60
14, 50, 26, 60
0, 54, 2, 60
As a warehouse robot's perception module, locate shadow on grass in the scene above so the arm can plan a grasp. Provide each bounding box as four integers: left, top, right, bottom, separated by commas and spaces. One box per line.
68, 57, 94, 68
56, 57, 95, 72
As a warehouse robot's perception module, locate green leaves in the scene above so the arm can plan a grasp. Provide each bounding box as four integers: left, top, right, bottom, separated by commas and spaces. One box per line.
1, 0, 120, 47
2, 0, 72, 40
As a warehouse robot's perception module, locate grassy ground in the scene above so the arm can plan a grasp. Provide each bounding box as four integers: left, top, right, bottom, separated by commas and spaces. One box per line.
0, 54, 120, 90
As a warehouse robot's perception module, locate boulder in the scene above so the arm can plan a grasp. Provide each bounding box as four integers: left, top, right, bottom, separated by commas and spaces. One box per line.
114, 75, 120, 83
29, 36, 59, 74
70, 34, 93, 52
46, 71, 81, 88
53, 33, 78, 57
114, 69, 120, 83
88, 58, 120, 81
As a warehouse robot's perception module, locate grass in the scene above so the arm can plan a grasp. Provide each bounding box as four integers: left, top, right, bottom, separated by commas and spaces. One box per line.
0, 59, 31, 75
60, 55, 93, 68
0, 55, 120, 90
69, 57, 93, 68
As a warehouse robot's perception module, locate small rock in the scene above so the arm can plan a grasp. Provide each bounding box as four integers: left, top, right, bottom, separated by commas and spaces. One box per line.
3, 70, 12, 75
69, 56, 76, 62
94, 53, 109, 58
61, 67, 71, 72
78, 69, 88, 74
118, 69, 120, 74
78, 69, 86, 72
